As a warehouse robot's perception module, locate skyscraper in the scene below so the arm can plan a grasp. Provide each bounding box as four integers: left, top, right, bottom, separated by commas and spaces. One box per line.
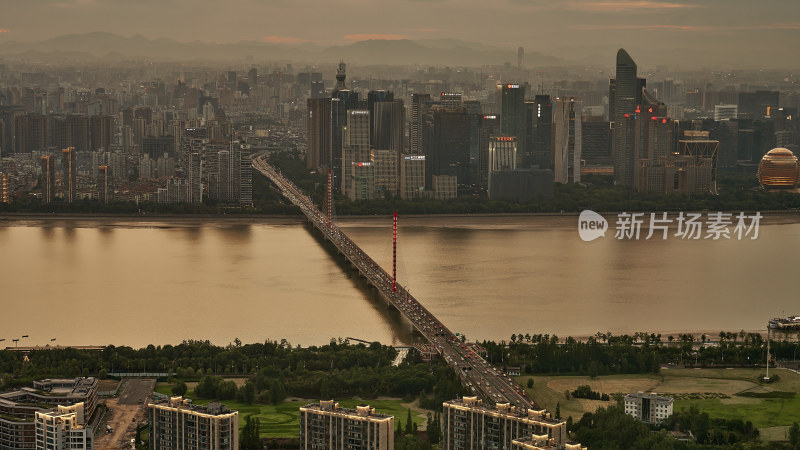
612, 49, 646, 186
372, 99, 404, 152
526, 95, 553, 169
342, 110, 370, 198
307, 97, 333, 170
423, 105, 474, 190
409, 93, 432, 154
553, 98, 582, 183
497, 84, 526, 165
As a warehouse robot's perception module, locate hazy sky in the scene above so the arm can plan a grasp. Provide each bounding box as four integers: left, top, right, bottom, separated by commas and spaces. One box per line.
1, 0, 798, 60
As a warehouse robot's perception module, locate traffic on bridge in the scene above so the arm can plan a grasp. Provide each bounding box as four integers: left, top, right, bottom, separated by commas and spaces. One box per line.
253, 156, 534, 408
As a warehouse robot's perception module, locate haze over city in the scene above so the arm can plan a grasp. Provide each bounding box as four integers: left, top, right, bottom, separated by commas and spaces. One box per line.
1, 0, 799, 67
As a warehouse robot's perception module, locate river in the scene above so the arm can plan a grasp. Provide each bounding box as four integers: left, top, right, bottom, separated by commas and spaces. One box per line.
0, 214, 796, 348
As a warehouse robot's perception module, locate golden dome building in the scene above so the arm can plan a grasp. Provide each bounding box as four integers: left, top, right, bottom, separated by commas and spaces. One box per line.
758, 148, 800, 188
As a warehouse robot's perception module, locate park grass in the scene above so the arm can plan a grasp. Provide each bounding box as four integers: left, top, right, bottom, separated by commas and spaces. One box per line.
673, 397, 800, 428
153, 383, 428, 438
516, 368, 800, 437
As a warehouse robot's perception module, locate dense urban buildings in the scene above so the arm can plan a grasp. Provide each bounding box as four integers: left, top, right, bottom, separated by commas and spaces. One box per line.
0, 48, 796, 205
148, 396, 239, 450
624, 392, 674, 425
299, 400, 394, 450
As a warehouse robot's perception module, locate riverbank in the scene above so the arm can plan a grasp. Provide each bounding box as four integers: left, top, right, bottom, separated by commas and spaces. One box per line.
2, 209, 800, 226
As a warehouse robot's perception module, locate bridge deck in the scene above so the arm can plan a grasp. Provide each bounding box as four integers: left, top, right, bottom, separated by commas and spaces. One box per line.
254, 157, 534, 408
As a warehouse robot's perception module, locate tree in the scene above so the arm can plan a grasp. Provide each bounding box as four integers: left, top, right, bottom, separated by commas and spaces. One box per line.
405, 409, 413, 434
427, 413, 441, 445
240, 415, 261, 449
789, 422, 799, 447
171, 380, 188, 397
216, 380, 237, 400
527, 378, 534, 388
555, 402, 561, 420
269, 379, 286, 404
588, 361, 599, 379
237, 382, 255, 405
194, 376, 222, 398
564, 389, 571, 400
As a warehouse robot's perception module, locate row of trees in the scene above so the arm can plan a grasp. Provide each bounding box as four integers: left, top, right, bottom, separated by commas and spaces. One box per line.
479, 331, 799, 376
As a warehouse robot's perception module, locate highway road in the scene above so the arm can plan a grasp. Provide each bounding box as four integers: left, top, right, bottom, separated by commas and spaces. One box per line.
254, 157, 535, 408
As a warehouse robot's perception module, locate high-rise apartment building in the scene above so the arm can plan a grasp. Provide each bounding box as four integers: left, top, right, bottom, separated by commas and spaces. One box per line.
65, 115, 90, 152
299, 401, 394, 450
89, 115, 114, 152
62, 147, 76, 203
15, 113, 47, 154
35, 403, 93, 450
553, 98, 582, 183
148, 397, 238, 450
442, 397, 570, 450
97, 166, 109, 203
40, 155, 56, 203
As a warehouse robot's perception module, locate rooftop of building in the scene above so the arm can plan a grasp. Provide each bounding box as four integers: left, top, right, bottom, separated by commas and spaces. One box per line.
33, 378, 97, 396
444, 397, 563, 425
300, 400, 393, 420
149, 396, 237, 417
625, 391, 674, 402
0, 377, 97, 402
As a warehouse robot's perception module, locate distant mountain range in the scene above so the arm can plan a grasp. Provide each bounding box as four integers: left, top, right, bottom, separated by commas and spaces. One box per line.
0, 32, 565, 66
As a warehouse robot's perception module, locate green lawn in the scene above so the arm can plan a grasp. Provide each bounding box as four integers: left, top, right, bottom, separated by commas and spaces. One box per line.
153, 383, 428, 438
674, 397, 800, 428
